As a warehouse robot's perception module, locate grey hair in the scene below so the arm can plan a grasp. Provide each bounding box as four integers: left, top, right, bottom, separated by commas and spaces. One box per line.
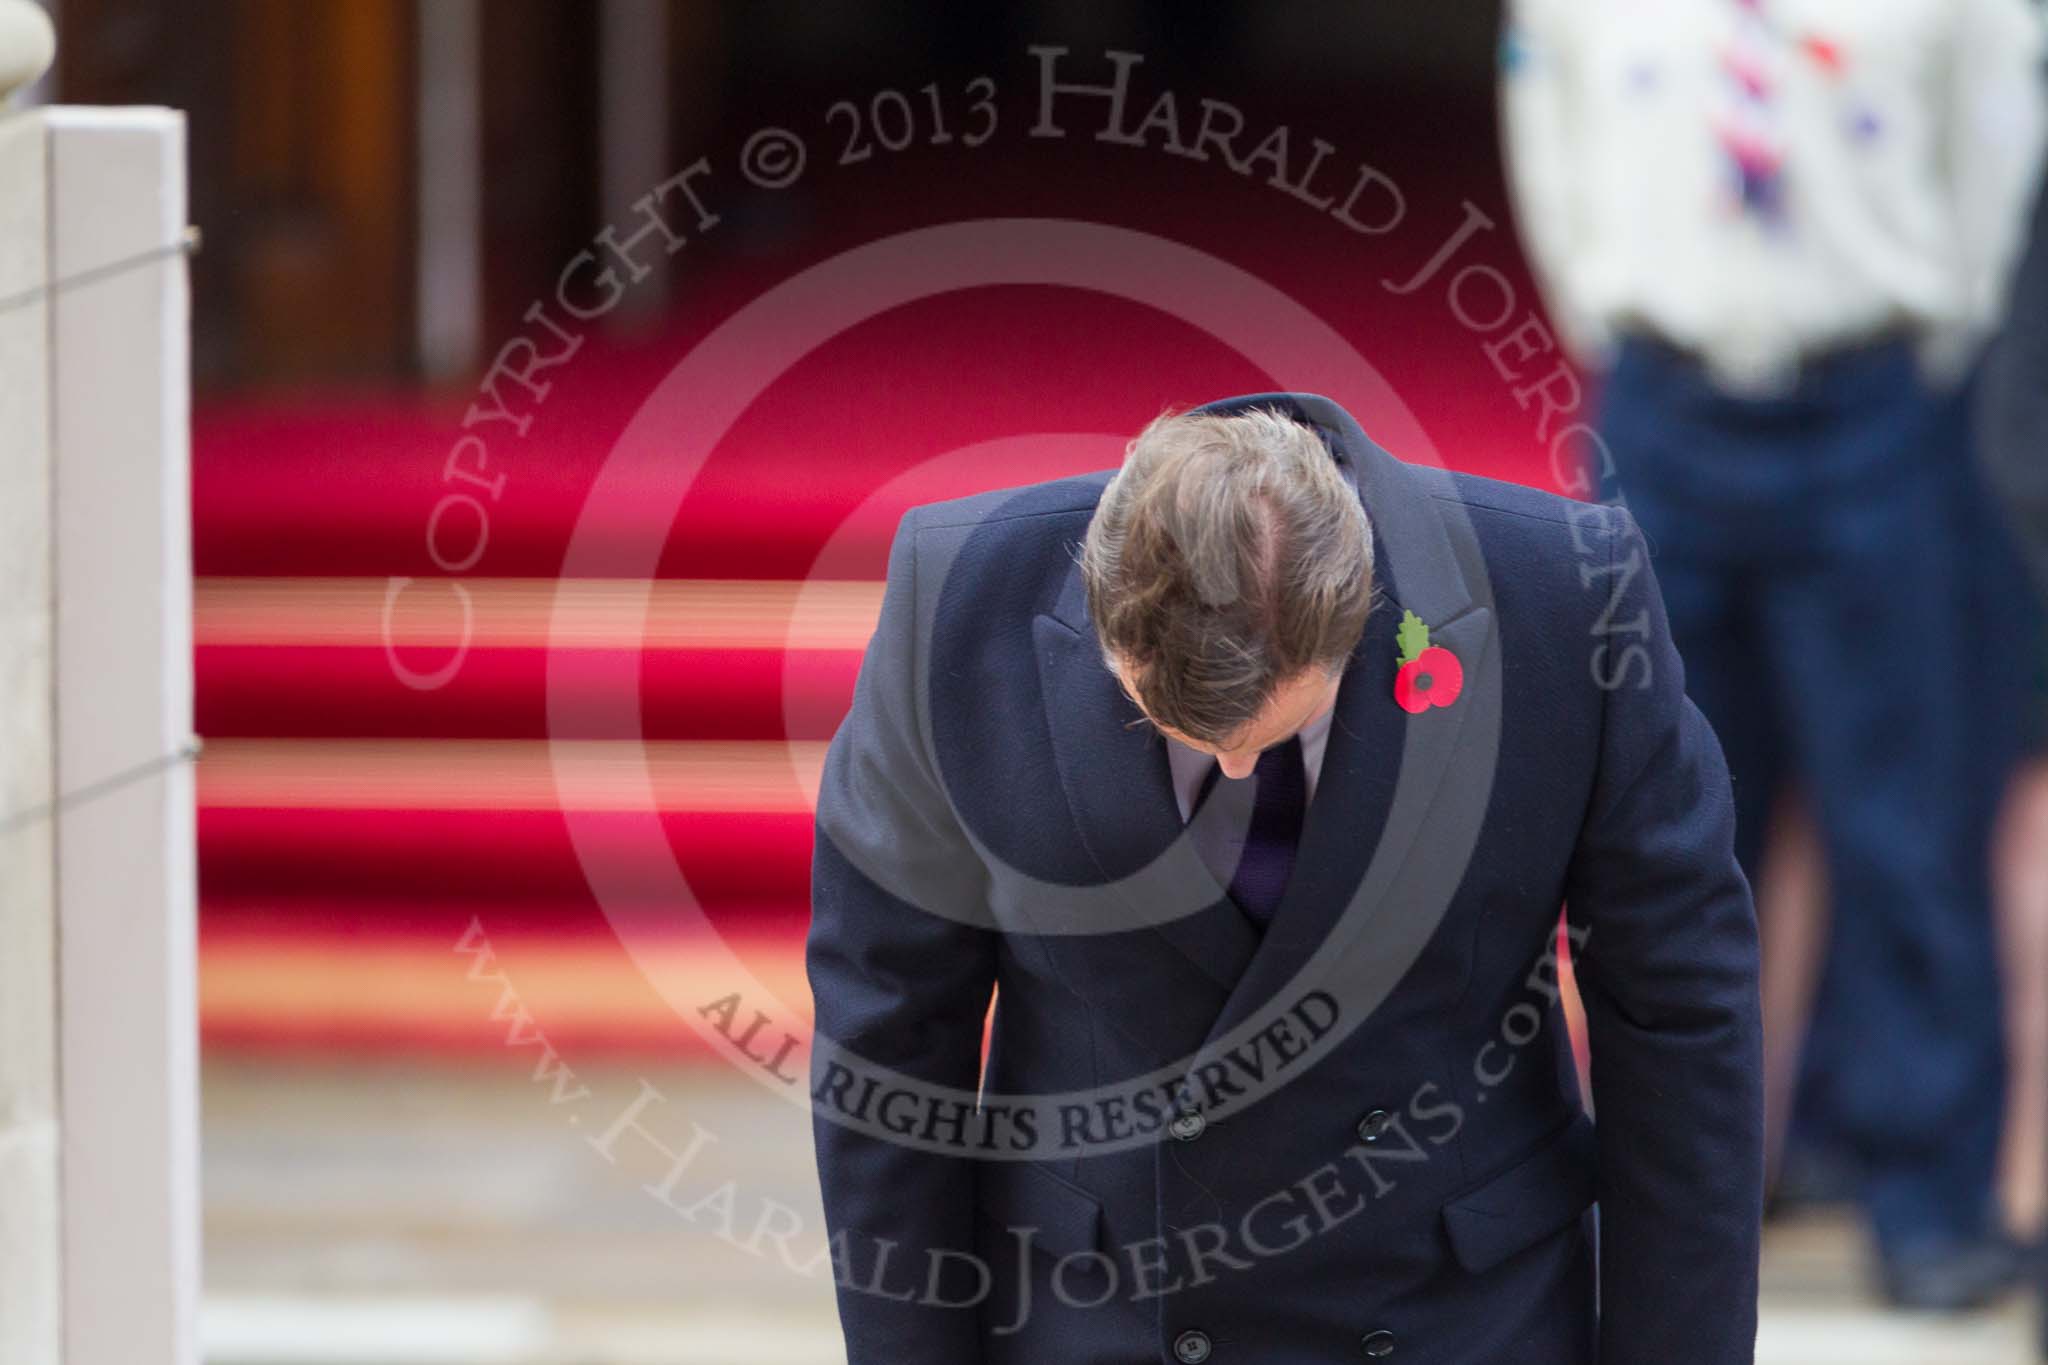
1077, 405, 1376, 747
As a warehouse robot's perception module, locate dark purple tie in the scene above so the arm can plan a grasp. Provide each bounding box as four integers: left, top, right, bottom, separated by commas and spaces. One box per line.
1193, 734, 1306, 931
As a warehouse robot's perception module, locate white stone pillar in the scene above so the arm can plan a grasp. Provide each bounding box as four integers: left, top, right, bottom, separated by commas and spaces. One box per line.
48, 106, 199, 1365
0, 0, 60, 1339
0, 93, 196, 1365
0, 98, 61, 1365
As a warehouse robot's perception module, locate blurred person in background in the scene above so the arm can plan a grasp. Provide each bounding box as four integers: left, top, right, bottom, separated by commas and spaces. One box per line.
1499, 0, 2048, 1311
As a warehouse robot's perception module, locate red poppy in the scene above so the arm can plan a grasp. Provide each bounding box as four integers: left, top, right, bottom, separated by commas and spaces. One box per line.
1393, 645, 1464, 714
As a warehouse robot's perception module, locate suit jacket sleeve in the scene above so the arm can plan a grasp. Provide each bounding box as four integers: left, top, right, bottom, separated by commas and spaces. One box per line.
1561, 504, 1765, 1365
807, 505, 999, 1362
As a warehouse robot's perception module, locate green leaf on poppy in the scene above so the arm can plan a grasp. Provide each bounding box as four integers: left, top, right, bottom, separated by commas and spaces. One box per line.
1396, 609, 1430, 667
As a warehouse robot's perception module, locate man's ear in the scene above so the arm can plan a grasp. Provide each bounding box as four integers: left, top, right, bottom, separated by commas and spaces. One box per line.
1102, 647, 1130, 692
1104, 649, 1151, 720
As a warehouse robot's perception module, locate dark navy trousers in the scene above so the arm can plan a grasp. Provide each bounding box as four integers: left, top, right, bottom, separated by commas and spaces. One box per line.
1594, 334, 2013, 1251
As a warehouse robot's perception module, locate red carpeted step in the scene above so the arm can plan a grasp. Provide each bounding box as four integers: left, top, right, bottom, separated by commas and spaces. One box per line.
200, 917, 814, 1058
191, 291, 1246, 580
200, 806, 816, 907
199, 892, 813, 943
196, 645, 862, 740
189, 150, 1578, 1051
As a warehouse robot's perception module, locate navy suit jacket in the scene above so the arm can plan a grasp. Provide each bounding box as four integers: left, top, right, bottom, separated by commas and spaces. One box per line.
807, 393, 1764, 1364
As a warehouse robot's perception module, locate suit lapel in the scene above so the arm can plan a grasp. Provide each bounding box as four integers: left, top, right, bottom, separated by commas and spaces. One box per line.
1196, 599, 1493, 1049
1033, 608, 1262, 991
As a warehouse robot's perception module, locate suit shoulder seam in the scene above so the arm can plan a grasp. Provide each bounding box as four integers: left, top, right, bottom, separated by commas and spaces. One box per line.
915, 502, 1099, 533
1427, 489, 1596, 529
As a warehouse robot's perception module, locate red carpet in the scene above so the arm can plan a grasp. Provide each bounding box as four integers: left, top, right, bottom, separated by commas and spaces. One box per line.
195, 147, 1583, 1054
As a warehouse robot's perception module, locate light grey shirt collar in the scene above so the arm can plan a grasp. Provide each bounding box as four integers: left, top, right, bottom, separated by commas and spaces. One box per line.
1162, 694, 1336, 824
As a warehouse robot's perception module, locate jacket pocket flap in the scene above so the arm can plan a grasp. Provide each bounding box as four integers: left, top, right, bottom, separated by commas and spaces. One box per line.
1440, 1113, 1597, 1273
976, 1159, 1104, 1258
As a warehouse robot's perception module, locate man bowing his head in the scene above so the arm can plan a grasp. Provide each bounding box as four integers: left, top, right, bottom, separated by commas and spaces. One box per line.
808, 393, 1765, 1364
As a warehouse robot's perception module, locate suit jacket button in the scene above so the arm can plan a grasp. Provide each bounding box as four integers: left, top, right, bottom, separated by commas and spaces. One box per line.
1173, 1329, 1213, 1362
1355, 1109, 1393, 1143
1361, 1329, 1395, 1357
1169, 1110, 1207, 1141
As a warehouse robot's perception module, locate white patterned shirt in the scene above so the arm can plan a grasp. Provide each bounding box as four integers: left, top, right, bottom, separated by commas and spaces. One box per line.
1499, 0, 2048, 393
